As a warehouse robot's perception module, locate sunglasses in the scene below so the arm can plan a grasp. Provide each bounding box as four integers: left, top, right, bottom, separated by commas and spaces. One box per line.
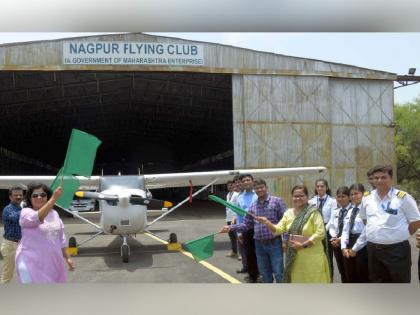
31, 192, 47, 198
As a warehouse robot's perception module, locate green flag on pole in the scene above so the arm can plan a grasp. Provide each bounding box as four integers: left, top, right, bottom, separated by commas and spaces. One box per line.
208, 195, 247, 217
184, 234, 216, 262
50, 129, 102, 209
63, 129, 102, 176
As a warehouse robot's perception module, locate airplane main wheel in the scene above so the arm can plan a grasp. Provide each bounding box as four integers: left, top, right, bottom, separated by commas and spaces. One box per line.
122, 244, 130, 263
69, 237, 77, 248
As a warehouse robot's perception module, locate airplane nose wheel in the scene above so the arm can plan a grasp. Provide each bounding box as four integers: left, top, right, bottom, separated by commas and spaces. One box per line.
121, 236, 130, 263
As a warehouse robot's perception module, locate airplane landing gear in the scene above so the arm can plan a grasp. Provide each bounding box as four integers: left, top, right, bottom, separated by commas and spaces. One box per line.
69, 236, 77, 248
167, 232, 181, 250
68, 236, 78, 255
121, 236, 130, 263
169, 233, 178, 243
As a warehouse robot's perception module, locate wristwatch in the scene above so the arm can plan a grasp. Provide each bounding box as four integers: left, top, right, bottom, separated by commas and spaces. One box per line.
302, 243, 308, 248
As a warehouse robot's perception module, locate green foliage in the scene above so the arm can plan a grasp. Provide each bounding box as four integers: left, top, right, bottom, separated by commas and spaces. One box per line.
395, 97, 420, 200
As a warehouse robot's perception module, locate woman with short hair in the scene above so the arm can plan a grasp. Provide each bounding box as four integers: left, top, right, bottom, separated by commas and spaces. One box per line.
341, 183, 369, 283
326, 186, 352, 282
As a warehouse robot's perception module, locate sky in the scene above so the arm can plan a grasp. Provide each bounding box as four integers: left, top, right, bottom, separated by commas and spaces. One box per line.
0, 32, 419, 104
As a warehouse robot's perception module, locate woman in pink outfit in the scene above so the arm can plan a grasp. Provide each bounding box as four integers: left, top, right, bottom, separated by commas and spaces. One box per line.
15, 183, 75, 283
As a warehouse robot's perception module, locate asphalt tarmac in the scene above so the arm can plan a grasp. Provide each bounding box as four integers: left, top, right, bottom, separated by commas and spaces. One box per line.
1, 201, 419, 283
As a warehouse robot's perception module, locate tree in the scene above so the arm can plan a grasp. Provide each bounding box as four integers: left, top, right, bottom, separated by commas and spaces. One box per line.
395, 97, 420, 200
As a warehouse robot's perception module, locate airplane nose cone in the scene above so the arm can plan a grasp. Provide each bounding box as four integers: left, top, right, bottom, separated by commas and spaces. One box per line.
119, 196, 130, 208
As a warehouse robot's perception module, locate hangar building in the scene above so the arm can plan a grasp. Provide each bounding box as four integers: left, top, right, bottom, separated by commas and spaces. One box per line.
0, 33, 396, 203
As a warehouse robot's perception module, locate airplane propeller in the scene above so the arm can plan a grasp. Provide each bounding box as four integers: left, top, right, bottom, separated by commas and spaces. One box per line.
129, 195, 173, 209
75, 191, 118, 201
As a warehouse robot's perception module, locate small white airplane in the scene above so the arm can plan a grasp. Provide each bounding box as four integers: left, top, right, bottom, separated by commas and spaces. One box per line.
0, 166, 326, 262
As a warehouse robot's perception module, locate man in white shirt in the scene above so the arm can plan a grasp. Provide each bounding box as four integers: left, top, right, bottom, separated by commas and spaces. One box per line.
225, 180, 240, 258
360, 165, 420, 283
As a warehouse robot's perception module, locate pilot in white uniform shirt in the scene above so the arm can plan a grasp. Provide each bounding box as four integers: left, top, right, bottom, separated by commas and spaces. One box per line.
309, 195, 337, 225
326, 203, 352, 238
341, 205, 367, 252
340, 200, 369, 283
226, 190, 240, 223
360, 187, 420, 245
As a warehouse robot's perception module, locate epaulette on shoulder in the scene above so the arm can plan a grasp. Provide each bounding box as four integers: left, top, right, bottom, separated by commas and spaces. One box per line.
396, 191, 407, 199
363, 191, 371, 197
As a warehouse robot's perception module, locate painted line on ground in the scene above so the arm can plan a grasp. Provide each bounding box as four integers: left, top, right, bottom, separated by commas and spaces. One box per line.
144, 232, 241, 284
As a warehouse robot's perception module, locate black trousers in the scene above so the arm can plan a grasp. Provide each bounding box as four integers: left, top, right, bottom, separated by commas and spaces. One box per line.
243, 229, 259, 281
332, 245, 346, 283
418, 252, 420, 282
326, 231, 334, 278
343, 234, 369, 283
367, 240, 411, 283
227, 221, 238, 254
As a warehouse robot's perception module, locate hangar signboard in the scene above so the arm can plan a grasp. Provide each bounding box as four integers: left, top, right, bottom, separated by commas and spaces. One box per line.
63, 42, 204, 66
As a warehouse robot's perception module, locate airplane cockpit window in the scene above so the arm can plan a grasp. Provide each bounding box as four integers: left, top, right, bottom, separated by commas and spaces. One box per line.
106, 200, 118, 206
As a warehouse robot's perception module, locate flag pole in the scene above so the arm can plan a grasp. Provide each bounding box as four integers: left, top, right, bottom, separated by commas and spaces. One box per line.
60, 170, 64, 187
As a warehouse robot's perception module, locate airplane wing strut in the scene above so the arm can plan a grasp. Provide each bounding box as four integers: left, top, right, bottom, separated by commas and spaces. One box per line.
146, 177, 220, 228
76, 230, 104, 248
55, 204, 102, 230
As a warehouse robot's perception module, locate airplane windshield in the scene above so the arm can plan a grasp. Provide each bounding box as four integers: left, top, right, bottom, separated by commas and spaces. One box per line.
106, 200, 118, 206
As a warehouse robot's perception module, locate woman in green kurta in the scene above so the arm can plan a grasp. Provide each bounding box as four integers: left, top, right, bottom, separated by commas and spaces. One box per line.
256, 185, 331, 283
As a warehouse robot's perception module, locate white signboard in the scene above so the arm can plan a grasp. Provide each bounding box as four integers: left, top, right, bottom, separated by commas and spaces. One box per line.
63, 42, 204, 66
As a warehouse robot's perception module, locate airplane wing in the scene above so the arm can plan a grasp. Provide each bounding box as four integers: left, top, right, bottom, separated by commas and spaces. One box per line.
0, 176, 100, 190
0, 166, 326, 190
143, 166, 326, 189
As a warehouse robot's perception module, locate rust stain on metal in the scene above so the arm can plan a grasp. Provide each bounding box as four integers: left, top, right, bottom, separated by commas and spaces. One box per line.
238, 120, 386, 128
355, 145, 372, 176
335, 169, 347, 191
0, 63, 396, 80
0, 45, 397, 81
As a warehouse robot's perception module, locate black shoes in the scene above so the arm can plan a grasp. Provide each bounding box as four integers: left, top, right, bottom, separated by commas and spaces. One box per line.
236, 268, 248, 274
244, 275, 263, 283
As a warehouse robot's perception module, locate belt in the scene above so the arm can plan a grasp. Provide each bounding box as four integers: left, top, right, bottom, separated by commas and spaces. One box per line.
258, 237, 280, 245
4, 236, 19, 243
367, 240, 407, 250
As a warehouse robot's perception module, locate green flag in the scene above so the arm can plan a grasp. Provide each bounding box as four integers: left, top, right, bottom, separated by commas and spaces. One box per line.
50, 168, 81, 209
50, 129, 102, 209
208, 195, 247, 217
184, 234, 215, 262
63, 129, 102, 176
